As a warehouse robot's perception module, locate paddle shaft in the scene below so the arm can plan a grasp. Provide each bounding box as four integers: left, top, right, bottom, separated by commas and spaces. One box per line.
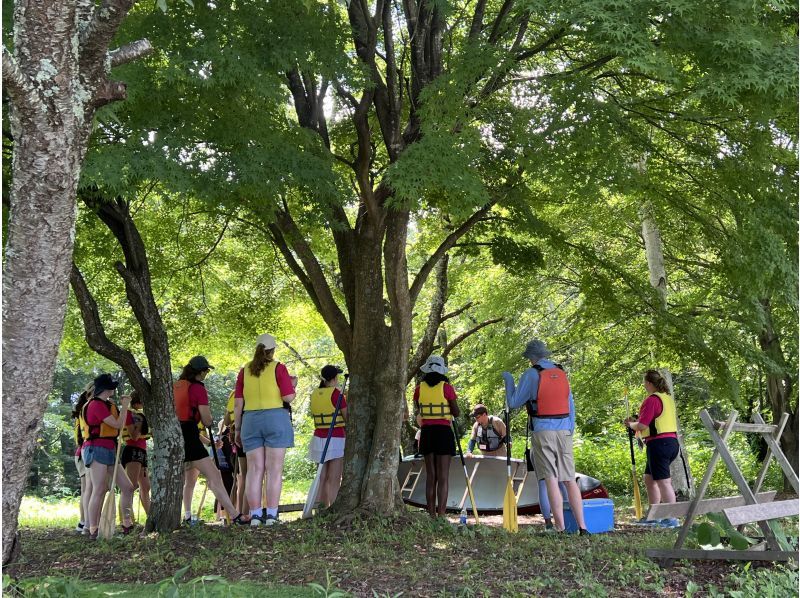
624, 389, 643, 519
100, 404, 128, 539
452, 420, 480, 524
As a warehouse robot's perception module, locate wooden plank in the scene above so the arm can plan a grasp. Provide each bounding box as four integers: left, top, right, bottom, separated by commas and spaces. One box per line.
753, 413, 799, 494
673, 410, 738, 550
278, 503, 305, 513
647, 548, 797, 563
712, 421, 777, 434
753, 412, 789, 495
724, 499, 800, 526
646, 492, 777, 520
701, 410, 780, 550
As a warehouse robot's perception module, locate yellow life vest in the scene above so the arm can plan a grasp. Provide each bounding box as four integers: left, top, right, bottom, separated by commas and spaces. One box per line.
242, 361, 282, 411
81, 398, 121, 441
310, 387, 345, 429
641, 392, 678, 438
418, 382, 452, 421
121, 408, 150, 442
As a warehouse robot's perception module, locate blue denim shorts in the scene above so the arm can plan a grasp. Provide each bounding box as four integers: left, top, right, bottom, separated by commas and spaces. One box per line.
241, 408, 294, 452
81, 445, 116, 467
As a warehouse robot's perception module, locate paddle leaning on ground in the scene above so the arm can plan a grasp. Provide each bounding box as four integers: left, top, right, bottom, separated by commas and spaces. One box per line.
452, 420, 480, 525
98, 403, 129, 540
502, 407, 518, 532
624, 388, 644, 521
302, 374, 349, 518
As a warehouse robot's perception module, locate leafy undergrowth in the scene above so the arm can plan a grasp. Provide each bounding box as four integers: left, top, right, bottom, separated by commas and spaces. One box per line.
6, 510, 797, 597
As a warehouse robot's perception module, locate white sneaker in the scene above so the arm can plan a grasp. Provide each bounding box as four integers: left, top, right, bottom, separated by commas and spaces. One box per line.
249, 516, 263, 527
264, 514, 280, 526
75, 522, 85, 533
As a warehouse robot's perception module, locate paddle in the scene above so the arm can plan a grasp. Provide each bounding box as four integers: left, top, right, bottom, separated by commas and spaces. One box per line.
452, 420, 480, 525
99, 403, 129, 540
502, 407, 518, 532
302, 373, 348, 519
624, 388, 644, 521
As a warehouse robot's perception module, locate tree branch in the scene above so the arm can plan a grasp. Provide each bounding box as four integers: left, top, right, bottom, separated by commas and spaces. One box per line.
80, 0, 136, 71
407, 255, 448, 384
109, 39, 153, 67
441, 301, 474, 323
70, 263, 149, 394
442, 317, 503, 359
1, 46, 43, 110
409, 203, 493, 306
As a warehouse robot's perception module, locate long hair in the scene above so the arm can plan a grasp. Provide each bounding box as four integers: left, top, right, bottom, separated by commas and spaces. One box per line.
71, 387, 93, 420
644, 369, 670, 394
129, 390, 142, 408
248, 344, 275, 377
422, 372, 449, 387
179, 364, 204, 382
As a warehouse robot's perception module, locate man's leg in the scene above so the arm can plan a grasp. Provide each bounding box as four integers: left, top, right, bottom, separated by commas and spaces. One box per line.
643, 473, 661, 505
563, 479, 587, 531
544, 477, 564, 530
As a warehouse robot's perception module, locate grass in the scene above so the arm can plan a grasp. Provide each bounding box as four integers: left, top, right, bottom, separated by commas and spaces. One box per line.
8, 496, 799, 597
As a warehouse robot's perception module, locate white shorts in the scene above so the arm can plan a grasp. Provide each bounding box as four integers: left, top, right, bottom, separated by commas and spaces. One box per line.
307, 436, 345, 464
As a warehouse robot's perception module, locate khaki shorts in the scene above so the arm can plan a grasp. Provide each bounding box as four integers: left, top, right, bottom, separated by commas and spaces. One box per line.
74, 454, 86, 478
532, 430, 575, 482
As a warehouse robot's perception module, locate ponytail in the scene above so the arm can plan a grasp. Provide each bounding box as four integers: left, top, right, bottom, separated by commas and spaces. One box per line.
644, 369, 670, 394
248, 344, 275, 377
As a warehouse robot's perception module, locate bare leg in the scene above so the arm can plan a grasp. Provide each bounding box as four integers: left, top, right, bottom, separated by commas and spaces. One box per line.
317, 462, 330, 507
87, 463, 110, 533
563, 480, 587, 531
324, 458, 344, 507
114, 466, 135, 527
183, 466, 200, 515
78, 473, 87, 524
191, 457, 240, 517
643, 473, 661, 505
435, 455, 451, 517
245, 447, 266, 513
264, 447, 286, 510
237, 456, 249, 514
655, 478, 676, 503
139, 468, 151, 514
123, 461, 142, 522
423, 453, 437, 517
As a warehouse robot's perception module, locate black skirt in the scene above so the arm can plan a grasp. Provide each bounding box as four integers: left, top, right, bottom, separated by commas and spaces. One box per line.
181, 421, 210, 462
419, 425, 456, 456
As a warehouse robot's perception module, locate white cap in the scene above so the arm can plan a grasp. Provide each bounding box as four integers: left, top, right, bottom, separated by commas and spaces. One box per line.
256, 333, 277, 351
420, 355, 447, 375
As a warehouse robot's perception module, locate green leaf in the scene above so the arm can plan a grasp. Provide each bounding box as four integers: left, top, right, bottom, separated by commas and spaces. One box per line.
697, 522, 721, 547
727, 529, 753, 550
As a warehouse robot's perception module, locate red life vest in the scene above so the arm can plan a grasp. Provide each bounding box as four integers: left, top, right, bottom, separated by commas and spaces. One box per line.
174, 380, 200, 423
533, 364, 570, 419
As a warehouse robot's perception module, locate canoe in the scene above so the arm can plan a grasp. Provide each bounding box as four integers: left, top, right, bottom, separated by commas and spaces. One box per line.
398, 454, 608, 515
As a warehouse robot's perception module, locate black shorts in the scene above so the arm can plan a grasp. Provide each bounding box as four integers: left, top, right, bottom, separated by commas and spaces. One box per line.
121, 445, 148, 468
419, 425, 456, 456
235, 443, 246, 459
644, 437, 679, 480
181, 421, 210, 462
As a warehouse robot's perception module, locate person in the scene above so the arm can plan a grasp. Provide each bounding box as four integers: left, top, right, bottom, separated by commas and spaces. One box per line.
224, 390, 249, 515
174, 355, 249, 525
308, 365, 347, 508
625, 369, 680, 528
465, 404, 507, 457
506, 339, 589, 535
71, 382, 94, 534
80, 374, 135, 539
120, 391, 151, 517
213, 421, 236, 520
233, 334, 298, 526
413, 355, 460, 518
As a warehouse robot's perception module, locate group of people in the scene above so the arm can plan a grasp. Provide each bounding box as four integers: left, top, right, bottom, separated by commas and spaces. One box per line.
72, 333, 348, 535
72, 333, 681, 537
414, 338, 681, 533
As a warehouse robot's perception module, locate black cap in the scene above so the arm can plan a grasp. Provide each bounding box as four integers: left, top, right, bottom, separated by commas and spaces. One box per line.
93, 374, 119, 395
189, 355, 214, 371
321, 365, 344, 381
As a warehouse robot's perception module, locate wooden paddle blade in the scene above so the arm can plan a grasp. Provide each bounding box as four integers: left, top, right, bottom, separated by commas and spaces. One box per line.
502, 477, 518, 532
462, 468, 481, 525
302, 465, 324, 519
99, 492, 116, 540
632, 471, 643, 520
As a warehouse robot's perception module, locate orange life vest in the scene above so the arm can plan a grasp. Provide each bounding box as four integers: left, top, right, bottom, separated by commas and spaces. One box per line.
174, 380, 201, 423
533, 363, 570, 419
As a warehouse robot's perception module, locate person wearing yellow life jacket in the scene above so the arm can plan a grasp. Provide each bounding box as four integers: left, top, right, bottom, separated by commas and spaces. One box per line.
505, 339, 588, 535
413, 355, 460, 518
625, 369, 680, 528
71, 382, 94, 534
308, 365, 347, 508
120, 391, 151, 516
80, 374, 136, 539
224, 390, 249, 515
175, 356, 250, 526
233, 333, 298, 526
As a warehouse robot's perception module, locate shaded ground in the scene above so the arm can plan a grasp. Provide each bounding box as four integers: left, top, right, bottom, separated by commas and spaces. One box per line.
5, 511, 795, 597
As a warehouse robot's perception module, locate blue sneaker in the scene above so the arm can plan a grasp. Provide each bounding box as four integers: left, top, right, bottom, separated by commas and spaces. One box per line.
658, 518, 680, 528
635, 518, 659, 526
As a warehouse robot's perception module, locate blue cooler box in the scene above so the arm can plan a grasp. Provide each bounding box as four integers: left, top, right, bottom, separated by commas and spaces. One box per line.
563, 498, 614, 534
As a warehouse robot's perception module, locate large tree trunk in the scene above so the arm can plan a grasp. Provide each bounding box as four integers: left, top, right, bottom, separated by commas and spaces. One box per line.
1, 1, 151, 563
640, 201, 694, 496
71, 194, 184, 531
757, 298, 798, 491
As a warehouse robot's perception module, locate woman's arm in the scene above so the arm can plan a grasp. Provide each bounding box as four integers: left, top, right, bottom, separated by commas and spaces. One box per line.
101, 396, 131, 429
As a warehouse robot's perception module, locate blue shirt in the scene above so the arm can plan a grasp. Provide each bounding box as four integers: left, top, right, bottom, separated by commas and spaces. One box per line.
507, 359, 575, 433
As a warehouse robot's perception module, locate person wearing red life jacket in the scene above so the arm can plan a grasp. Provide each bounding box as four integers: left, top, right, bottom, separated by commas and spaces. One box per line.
308, 365, 348, 508
505, 339, 588, 535
413, 355, 460, 518
175, 356, 250, 526
624, 369, 680, 528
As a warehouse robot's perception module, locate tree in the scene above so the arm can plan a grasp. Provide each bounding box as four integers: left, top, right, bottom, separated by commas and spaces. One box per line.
2, 0, 152, 563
